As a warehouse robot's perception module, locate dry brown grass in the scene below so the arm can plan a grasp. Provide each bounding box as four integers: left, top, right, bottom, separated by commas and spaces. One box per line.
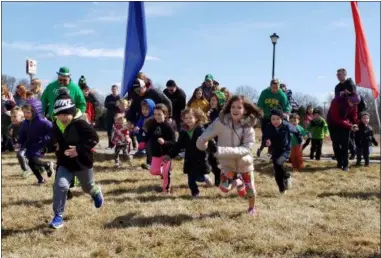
1, 146, 380, 258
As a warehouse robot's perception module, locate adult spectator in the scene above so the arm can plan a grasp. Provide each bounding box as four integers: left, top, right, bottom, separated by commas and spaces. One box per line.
200, 74, 219, 101
2, 84, 14, 108
256, 79, 291, 157
127, 78, 172, 126
163, 79, 186, 130
104, 85, 121, 148
13, 84, 27, 106
327, 92, 360, 172
30, 78, 43, 100
280, 83, 299, 114
41, 67, 86, 119
335, 68, 356, 97
127, 72, 153, 102
82, 85, 100, 127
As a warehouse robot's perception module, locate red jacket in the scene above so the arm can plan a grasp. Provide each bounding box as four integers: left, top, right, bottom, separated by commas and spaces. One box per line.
327, 97, 358, 130
85, 102, 95, 123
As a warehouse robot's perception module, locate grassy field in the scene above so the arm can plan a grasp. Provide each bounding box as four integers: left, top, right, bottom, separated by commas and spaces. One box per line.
1, 142, 380, 258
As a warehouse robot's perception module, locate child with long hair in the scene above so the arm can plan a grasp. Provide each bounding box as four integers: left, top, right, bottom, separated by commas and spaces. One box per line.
112, 113, 132, 168
30, 78, 43, 100
355, 112, 378, 167
302, 105, 314, 151
169, 108, 212, 197
187, 88, 209, 114
263, 108, 302, 194
143, 104, 176, 193
14, 84, 27, 106
17, 99, 55, 184
197, 95, 263, 215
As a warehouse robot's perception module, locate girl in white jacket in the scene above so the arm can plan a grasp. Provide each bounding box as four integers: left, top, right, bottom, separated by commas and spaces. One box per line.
197, 95, 263, 216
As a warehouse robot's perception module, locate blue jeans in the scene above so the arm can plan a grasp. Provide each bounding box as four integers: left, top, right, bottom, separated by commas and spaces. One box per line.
53, 166, 97, 216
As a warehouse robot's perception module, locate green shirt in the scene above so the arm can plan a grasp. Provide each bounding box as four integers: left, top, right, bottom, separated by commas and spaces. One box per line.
307, 117, 329, 140
257, 87, 290, 119
291, 125, 306, 147
41, 80, 86, 118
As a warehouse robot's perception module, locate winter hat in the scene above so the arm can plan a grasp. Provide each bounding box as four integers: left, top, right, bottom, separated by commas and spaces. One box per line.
205, 74, 214, 81
347, 92, 361, 104
56, 67, 71, 77
166, 80, 177, 87
132, 78, 146, 90
78, 75, 87, 87
359, 111, 370, 119
53, 91, 76, 116
270, 108, 283, 118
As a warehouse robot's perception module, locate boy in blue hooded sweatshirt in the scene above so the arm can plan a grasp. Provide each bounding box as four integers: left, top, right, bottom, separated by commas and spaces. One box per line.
17, 99, 55, 184
133, 99, 155, 158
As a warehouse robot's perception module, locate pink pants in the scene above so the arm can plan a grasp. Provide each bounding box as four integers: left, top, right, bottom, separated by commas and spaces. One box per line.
150, 156, 171, 192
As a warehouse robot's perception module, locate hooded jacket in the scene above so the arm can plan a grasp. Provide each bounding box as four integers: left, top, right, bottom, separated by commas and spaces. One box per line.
52, 109, 99, 171
196, 112, 256, 173
354, 123, 378, 148
18, 99, 52, 158
327, 95, 358, 130
41, 80, 86, 118
334, 78, 356, 97
135, 99, 155, 142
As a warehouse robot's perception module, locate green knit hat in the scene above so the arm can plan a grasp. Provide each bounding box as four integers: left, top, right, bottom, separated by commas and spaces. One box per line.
78, 75, 87, 86
57, 67, 71, 77
205, 74, 214, 81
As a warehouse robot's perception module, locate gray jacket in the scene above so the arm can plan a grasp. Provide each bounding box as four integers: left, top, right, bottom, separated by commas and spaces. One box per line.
197, 112, 256, 173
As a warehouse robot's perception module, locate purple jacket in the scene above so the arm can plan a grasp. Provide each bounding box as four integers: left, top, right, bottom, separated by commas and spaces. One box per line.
18, 99, 52, 158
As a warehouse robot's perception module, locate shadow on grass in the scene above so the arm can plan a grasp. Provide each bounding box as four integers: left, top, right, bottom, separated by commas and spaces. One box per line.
104, 211, 225, 229
1, 224, 55, 239
97, 178, 140, 185
106, 184, 164, 196
2, 199, 52, 208
297, 248, 380, 258
318, 191, 380, 200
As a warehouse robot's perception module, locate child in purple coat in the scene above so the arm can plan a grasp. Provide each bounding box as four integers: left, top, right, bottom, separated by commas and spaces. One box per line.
17, 99, 54, 184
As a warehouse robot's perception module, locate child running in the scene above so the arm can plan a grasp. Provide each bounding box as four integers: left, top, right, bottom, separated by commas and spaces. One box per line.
143, 104, 176, 194
49, 92, 103, 229
355, 112, 378, 167
187, 88, 209, 114
133, 98, 155, 158
169, 108, 213, 197
307, 108, 329, 160
289, 113, 307, 172
17, 99, 55, 184
197, 95, 263, 215
263, 108, 302, 194
112, 113, 132, 168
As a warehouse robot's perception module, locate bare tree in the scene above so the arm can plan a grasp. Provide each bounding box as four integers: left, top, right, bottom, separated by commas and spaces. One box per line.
154, 83, 165, 92
293, 92, 320, 107
1, 74, 17, 93
235, 85, 258, 103
18, 78, 30, 89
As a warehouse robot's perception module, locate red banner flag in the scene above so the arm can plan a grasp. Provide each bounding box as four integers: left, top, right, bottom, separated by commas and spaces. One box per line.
350, 1, 379, 99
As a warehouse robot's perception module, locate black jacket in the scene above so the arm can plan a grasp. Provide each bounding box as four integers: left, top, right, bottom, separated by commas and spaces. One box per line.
263, 121, 302, 159
354, 123, 378, 148
128, 89, 173, 124
170, 126, 211, 175
104, 94, 121, 117
163, 87, 186, 122
335, 78, 356, 97
52, 115, 99, 171
143, 117, 176, 157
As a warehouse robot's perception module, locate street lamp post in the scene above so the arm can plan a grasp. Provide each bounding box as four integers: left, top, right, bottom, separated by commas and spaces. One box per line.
270, 33, 279, 79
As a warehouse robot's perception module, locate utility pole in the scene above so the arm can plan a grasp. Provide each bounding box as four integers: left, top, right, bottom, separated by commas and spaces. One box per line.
323, 102, 327, 117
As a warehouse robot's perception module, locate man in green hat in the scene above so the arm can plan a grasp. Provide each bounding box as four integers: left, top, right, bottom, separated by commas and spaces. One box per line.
200, 73, 220, 101
41, 67, 86, 119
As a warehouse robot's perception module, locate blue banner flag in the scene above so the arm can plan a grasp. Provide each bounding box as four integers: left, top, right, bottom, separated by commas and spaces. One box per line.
121, 1, 147, 97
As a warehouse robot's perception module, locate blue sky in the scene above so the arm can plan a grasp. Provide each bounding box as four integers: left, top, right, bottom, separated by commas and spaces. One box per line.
2, 1, 380, 102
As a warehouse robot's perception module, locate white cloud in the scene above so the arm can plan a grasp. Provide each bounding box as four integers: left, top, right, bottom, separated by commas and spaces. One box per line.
63, 23, 76, 28
64, 29, 95, 37
2, 41, 160, 60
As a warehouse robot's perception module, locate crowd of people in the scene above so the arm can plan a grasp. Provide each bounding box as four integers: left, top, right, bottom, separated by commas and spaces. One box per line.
1, 66, 378, 228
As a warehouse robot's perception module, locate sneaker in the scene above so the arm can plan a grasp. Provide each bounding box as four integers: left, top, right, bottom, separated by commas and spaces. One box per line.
114, 162, 120, 168
67, 190, 74, 200
37, 179, 46, 185
204, 175, 213, 187
192, 193, 200, 198
349, 154, 356, 160
248, 207, 256, 216
141, 163, 151, 170
92, 190, 104, 208
364, 164, 369, 167
256, 149, 262, 157
49, 215, 64, 229
342, 167, 349, 172
22, 170, 32, 178
46, 161, 55, 178
284, 177, 291, 190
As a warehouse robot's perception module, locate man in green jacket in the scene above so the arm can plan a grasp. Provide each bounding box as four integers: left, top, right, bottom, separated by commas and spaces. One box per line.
256, 79, 291, 157
41, 67, 86, 119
